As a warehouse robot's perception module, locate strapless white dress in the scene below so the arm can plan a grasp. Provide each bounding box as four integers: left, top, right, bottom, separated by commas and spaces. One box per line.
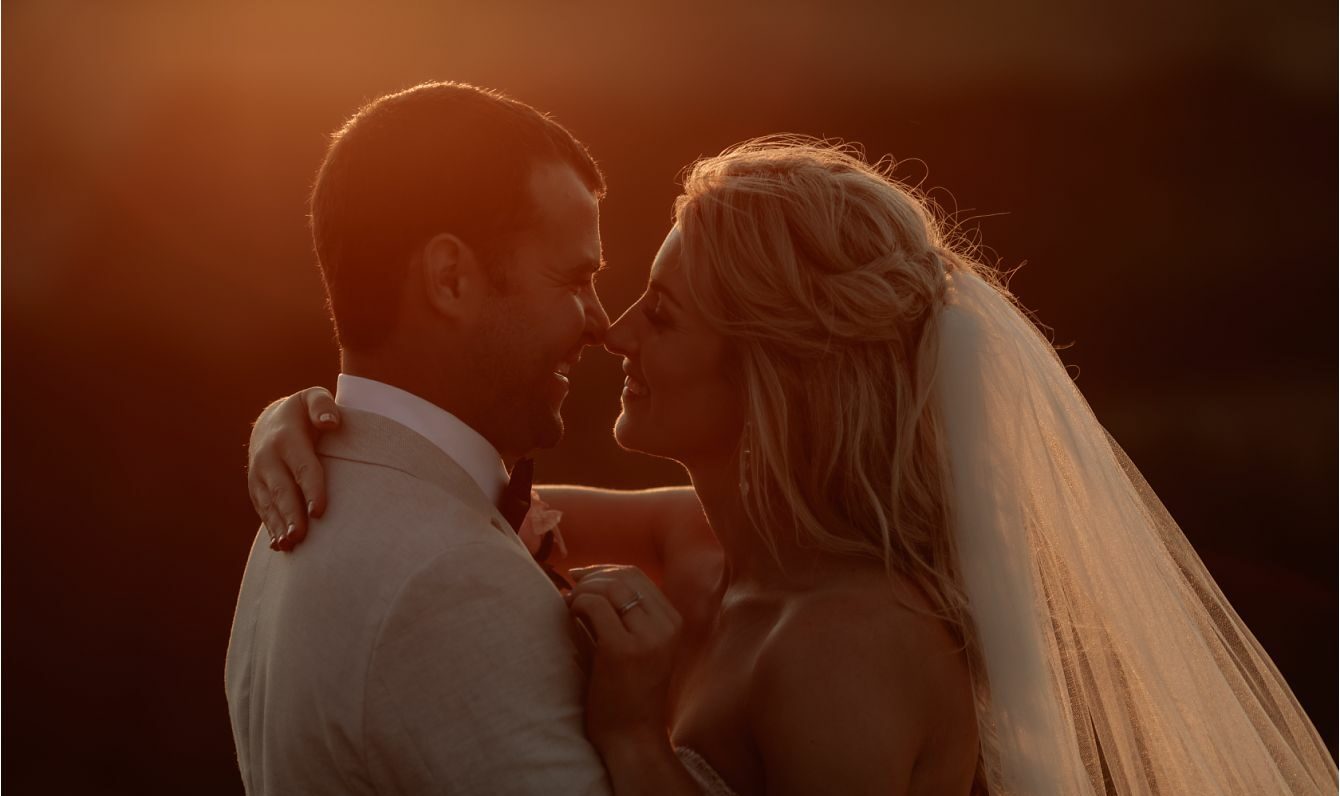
675, 747, 738, 795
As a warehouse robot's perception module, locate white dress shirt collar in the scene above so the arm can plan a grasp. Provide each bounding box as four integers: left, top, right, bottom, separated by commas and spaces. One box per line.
334, 374, 510, 505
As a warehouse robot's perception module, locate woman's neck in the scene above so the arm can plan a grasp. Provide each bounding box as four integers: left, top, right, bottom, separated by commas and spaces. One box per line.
685, 457, 766, 591
686, 456, 877, 596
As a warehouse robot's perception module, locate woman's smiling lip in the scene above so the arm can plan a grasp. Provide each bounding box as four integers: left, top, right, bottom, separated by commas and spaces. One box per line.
621, 361, 650, 400
622, 375, 648, 397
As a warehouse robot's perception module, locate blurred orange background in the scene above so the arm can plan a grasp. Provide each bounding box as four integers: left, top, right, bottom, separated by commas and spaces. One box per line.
4, 1, 1335, 791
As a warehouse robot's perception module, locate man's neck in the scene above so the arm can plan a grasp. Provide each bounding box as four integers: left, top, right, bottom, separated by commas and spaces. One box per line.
333, 371, 514, 501
340, 348, 521, 466
341, 351, 432, 403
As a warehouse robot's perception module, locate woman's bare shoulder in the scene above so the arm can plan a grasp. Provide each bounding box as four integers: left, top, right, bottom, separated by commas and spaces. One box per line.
749, 573, 975, 739
743, 577, 971, 790
763, 576, 963, 683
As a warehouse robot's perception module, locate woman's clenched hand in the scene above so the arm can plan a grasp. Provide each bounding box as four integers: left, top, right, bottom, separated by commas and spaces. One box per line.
566, 564, 684, 753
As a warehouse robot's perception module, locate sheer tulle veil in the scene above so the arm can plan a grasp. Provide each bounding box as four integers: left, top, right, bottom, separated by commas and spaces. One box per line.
935, 268, 1336, 794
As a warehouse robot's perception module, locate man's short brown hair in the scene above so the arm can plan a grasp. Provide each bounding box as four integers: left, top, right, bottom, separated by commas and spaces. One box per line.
310, 82, 605, 350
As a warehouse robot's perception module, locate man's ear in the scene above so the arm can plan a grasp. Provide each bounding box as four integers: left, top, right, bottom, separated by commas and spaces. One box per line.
418, 232, 482, 322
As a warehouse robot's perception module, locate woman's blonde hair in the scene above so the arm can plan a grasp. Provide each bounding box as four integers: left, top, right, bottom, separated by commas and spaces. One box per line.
674, 135, 990, 640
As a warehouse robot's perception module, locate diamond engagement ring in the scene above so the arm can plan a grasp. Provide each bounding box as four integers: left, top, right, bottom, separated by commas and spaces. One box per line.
615, 592, 644, 617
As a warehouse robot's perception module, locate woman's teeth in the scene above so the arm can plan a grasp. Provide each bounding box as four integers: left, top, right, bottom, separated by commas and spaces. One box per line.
623, 375, 649, 398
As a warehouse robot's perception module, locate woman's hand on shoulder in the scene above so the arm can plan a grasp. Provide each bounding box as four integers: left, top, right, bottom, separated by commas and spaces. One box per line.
248, 386, 341, 551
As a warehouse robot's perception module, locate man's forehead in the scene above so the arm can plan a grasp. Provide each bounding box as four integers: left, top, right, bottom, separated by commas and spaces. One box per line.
527, 160, 600, 206
519, 161, 601, 252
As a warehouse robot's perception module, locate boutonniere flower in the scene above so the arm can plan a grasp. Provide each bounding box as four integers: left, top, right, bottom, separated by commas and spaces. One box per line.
517, 489, 567, 562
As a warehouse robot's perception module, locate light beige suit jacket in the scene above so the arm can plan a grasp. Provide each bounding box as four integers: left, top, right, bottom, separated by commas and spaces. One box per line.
225, 408, 610, 795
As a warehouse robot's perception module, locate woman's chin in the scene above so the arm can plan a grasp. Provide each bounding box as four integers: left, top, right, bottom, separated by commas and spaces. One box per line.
613, 414, 656, 456
612, 413, 636, 449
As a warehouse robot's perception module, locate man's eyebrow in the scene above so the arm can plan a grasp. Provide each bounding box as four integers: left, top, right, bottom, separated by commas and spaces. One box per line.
575, 257, 608, 274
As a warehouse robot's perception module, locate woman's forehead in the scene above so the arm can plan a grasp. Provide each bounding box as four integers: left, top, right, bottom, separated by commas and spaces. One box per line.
649, 226, 683, 280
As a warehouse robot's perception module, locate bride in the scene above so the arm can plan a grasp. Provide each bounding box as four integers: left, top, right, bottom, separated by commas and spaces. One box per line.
247, 137, 1336, 794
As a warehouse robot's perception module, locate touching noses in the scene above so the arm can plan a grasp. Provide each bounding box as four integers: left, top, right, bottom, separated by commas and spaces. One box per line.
580, 285, 611, 347
602, 304, 638, 359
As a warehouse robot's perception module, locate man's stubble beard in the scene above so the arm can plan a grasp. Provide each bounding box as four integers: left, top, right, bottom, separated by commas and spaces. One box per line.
470, 311, 565, 459
490, 363, 565, 459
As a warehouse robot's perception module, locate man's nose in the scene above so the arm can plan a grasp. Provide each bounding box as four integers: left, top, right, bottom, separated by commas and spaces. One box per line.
581, 287, 611, 346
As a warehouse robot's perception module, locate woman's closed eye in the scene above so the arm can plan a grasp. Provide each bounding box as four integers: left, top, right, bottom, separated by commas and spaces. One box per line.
643, 292, 671, 328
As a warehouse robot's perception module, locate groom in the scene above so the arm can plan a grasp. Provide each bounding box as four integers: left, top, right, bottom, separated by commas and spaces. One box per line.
225, 83, 612, 793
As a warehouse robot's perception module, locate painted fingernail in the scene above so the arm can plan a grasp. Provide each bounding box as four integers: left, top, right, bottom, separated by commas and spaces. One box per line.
269, 538, 281, 551
319, 412, 336, 424
286, 523, 297, 536
307, 501, 315, 515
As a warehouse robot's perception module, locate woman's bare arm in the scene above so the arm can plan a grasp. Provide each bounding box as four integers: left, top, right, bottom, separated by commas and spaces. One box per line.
537, 486, 722, 617
535, 486, 690, 576
247, 389, 723, 598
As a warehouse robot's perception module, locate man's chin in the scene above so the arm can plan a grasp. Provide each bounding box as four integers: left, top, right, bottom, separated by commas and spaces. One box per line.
529, 412, 564, 451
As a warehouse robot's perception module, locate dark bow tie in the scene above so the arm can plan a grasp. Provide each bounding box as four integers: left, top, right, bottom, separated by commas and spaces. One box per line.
498, 458, 571, 592
498, 458, 534, 530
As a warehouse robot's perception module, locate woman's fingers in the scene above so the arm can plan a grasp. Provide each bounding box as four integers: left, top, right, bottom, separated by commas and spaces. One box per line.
285, 443, 328, 528
568, 566, 683, 647
244, 388, 336, 552
247, 412, 284, 539
569, 592, 629, 647
250, 456, 303, 552
297, 388, 336, 519
249, 480, 288, 550
571, 565, 679, 623
574, 580, 657, 636
269, 455, 311, 551
302, 387, 340, 430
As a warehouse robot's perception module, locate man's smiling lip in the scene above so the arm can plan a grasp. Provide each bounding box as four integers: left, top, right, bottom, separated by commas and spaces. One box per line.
552, 353, 582, 385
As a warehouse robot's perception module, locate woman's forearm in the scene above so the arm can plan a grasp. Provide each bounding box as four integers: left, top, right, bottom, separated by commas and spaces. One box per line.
534, 485, 702, 579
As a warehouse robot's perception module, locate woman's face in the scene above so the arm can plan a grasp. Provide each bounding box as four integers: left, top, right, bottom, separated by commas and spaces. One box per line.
605, 227, 745, 466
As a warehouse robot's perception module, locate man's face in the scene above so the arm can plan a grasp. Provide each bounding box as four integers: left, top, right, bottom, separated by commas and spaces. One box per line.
471, 161, 609, 460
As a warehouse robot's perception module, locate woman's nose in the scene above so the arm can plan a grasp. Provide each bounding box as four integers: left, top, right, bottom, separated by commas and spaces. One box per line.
603, 304, 639, 358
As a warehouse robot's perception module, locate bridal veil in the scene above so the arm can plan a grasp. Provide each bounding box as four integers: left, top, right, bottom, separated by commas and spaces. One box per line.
936, 268, 1336, 794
